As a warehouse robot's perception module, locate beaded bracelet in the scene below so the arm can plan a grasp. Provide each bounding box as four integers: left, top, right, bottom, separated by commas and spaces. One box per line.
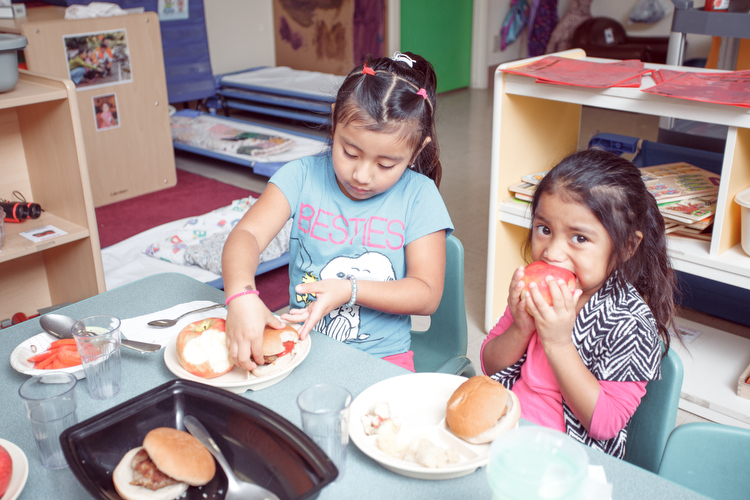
345, 274, 358, 308
225, 290, 260, 306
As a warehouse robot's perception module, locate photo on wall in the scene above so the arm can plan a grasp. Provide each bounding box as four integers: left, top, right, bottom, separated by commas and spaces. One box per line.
63, 29, 132, 91
93, 93, 120, 131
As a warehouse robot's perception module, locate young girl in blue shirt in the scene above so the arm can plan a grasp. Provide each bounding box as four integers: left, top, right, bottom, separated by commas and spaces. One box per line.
222, 52, 453, 373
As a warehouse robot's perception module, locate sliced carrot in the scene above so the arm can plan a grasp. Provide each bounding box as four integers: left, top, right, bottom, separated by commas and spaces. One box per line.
49, 339, 77, 348
34, 354, 57, 370
28, 348, 59, 363
57, 346, 82, 367
50, 358, 65, 370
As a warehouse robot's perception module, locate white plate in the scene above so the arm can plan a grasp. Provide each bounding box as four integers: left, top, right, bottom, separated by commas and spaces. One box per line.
9, 332, 85, 379
0, 438, 29, 500
164, 325, 311, 393
349, 372, 491, 480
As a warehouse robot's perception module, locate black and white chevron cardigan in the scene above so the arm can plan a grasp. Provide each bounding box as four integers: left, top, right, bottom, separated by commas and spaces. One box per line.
490, 274, 661, 458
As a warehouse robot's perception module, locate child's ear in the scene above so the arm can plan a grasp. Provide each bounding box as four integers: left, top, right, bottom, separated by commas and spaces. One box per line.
626, 231, 644, 260
412, 136, 431, 161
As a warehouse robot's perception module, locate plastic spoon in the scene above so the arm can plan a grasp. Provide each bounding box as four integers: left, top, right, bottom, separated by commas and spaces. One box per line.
184, 415, 280, 500
40, 313, 161, 353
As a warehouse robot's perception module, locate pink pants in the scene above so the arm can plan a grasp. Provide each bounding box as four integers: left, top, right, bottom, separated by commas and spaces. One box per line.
382, 350, 415, 372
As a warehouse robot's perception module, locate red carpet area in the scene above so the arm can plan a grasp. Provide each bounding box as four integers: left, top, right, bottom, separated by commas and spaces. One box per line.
95, 169, 290, 311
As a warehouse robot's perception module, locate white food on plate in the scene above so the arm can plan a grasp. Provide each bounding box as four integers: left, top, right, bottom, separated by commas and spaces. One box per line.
181, 329, 232, 374
364, 402, 460, 469
361, 401, 401, 436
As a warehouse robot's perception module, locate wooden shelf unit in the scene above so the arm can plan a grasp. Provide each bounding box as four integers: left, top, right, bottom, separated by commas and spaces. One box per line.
0, 71, 105, 319
486, 49, 750, 332
486, 50, 750, 426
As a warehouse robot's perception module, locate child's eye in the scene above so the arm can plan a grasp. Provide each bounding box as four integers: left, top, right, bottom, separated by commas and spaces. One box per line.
572, 235, 588, 244
379, 164, 395, 170
535, 225, 550, 236
344, 149, 357, 159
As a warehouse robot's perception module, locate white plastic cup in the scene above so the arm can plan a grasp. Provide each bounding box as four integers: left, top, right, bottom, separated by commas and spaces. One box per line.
487, 426, 589, 500
734, 187, 750, 256
297, 384, 352, 481
18, 372, 78, 469
72, 315, 122, 400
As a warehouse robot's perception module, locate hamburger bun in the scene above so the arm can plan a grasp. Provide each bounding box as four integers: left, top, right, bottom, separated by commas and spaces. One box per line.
113, 447, 189, 500
112, 428, 215, 500
251, 324, 300, 377
142, 428, 215, 485
445, 376, 520, 444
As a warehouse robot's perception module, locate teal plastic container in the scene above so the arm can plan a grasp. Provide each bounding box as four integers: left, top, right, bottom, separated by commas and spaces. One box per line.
0, 33, 27, 93
487, 426, 589, 500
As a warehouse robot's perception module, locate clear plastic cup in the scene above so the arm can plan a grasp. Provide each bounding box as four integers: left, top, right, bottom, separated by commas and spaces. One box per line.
72, 315, 122, 400
487, 426, 589, 500
19, 372, 78, 469
297, 384, 352, 482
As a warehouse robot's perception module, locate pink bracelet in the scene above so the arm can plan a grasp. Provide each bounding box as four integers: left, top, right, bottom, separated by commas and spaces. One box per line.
225, 290, 260, 305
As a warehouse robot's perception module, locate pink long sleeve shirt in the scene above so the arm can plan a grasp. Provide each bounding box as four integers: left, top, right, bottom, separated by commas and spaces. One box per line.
480, 307, 647, 441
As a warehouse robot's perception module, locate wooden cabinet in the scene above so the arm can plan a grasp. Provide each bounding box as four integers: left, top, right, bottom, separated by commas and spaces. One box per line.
0, 70, 105, 319
486, 49, 750, 332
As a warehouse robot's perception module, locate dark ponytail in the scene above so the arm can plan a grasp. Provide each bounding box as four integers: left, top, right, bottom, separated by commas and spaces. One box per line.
331, 52, 442, 187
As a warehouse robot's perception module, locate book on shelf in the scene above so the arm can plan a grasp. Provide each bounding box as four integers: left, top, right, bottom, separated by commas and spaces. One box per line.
640, 162, 720, 203
521, 171, 548, 185
509, 181, 537, 202
501, 197, 532, 218
658, 195, 717, 228
665, 223, 713, 241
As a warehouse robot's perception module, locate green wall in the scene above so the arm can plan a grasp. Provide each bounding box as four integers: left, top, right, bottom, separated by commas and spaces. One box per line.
400, 0, 474, 93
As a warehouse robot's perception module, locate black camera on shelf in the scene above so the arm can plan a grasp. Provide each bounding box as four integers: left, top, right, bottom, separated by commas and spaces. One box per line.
1, 201, 43, 222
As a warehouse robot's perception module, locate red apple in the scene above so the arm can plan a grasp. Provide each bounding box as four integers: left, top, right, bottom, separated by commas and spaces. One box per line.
0, 443, 12, 498
176, 318, 234, 379
520, 261, 577, 307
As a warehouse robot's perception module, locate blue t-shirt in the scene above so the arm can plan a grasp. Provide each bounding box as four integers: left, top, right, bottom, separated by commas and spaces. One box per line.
270, 153, 454, 358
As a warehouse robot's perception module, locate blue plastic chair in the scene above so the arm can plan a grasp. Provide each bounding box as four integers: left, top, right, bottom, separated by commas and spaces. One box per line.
622, 346, 684, 473
410, 235, 475, 377
658, 422, 750, 500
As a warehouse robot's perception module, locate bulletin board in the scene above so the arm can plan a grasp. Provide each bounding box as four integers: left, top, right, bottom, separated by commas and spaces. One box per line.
272, 0, 386, 76
20, 12, 176, 207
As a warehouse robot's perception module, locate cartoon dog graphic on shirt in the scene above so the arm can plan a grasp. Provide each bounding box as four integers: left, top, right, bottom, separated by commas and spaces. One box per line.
314, 251, 396, 344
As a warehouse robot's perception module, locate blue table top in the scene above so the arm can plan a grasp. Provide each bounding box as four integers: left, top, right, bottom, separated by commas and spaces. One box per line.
0, 273, 707, 499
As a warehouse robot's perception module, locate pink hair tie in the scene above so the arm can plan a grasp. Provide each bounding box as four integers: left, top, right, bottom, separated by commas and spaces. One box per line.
362, 63, 375, 76
416, 88, 428, 100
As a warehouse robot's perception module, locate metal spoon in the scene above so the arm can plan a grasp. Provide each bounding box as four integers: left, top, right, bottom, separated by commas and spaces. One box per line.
184, 415, 280, 500
147, 303, 225, 327
40, 314, 161, 353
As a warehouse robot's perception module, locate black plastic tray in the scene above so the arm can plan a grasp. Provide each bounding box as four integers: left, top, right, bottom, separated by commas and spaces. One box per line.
60, 379, 337, 500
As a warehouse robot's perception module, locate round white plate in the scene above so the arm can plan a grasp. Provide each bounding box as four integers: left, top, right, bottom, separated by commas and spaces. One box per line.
349, 372, 491, 480
164, 325, 311, 393
9, 332, 85, 379
0, 438, 29, 500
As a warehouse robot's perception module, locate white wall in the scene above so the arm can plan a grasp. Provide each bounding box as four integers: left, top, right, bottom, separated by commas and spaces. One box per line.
204, 0, 275, 75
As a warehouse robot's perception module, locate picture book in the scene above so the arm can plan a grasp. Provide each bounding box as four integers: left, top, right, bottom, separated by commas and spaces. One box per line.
666, 223, 713, 241
509, 181, 537, 202
521, 171, 548, 185
640, 163, 720, 203
658, 195, 717, 225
